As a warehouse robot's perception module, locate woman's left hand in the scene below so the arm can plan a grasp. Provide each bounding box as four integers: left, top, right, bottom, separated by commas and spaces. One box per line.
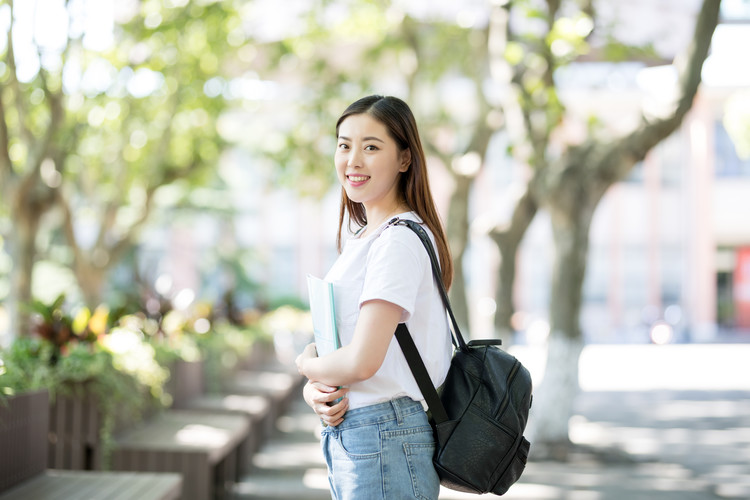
295, 343, 318, 377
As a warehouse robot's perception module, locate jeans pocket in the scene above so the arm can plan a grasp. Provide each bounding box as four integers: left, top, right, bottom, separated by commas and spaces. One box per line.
404, 441, 439, 500
336, 425, 381, 459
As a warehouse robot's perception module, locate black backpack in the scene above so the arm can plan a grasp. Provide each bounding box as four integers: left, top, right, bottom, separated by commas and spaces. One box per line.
388, 218, 533, 496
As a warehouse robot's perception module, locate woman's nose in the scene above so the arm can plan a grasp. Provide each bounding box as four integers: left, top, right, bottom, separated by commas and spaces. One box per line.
348, 148, 363, 168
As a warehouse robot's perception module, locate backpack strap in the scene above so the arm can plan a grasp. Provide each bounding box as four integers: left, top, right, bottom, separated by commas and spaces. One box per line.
384, 217, 463, 426
386, 218, 468, 351
395, 323, 449, 425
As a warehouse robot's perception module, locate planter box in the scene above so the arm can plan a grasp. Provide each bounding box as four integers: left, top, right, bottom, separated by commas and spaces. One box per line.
0, 390, 49, 493
165, 360, 205, 409
1, 390, 184, 499
47, 360, 205, 471
47, 387, 103, 470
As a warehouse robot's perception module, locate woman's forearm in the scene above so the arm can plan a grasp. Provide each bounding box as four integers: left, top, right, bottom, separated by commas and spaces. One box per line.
301, 345, 370, 386
301, 299, 404, 386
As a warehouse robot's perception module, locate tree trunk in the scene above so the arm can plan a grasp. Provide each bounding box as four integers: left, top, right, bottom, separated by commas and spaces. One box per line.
76, 262, 108, 311
528, 326, 585, 460
446, 174, 473, 332
490, 187, 538, 343
528, 194, 595, 459
525, 0, 720, 460
7, 208, 42, 338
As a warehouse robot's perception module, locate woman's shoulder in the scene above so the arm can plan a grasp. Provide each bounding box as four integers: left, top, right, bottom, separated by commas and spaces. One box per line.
371, 213, 430, 257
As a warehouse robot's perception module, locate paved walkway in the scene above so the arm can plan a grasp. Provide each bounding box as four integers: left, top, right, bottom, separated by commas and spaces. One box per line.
233, 344, 750, 500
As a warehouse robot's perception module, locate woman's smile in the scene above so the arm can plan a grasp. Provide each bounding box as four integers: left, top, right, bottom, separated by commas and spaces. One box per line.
346, 174, 370, 187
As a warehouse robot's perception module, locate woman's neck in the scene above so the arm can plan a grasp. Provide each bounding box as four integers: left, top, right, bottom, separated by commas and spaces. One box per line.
361, 202, 409, 237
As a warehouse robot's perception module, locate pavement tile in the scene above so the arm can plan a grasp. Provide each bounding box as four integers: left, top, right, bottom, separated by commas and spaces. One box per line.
234, 345, 750, 500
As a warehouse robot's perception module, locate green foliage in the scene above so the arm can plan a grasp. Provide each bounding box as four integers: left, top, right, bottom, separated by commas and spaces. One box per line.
23, 293, 106, 357
69, 1, 240, 181
0, 0, 251, 315
69, 10, 234, 195
0, 329, 168, 467
601, 37, 660, 63
0, 337, 55, 396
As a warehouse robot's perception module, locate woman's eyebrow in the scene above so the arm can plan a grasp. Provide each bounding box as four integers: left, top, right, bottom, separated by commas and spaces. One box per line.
338, 135, 385, 143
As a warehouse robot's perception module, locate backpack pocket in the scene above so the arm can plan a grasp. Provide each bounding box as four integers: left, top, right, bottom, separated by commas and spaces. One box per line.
490, 436, 530, 495
434, 406, 518, 493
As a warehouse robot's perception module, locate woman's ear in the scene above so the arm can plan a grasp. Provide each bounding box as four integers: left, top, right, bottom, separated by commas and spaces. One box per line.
399, 148, 411, 172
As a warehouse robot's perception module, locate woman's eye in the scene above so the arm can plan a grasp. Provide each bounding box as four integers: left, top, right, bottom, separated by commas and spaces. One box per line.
365, 145, 378, 151
338, 143, 349, 150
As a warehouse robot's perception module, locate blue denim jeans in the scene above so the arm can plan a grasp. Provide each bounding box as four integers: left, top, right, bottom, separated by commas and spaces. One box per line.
321, 397, 439, 500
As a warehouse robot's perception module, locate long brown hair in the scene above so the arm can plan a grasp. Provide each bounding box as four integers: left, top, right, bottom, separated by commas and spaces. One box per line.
335, 95, 453, 290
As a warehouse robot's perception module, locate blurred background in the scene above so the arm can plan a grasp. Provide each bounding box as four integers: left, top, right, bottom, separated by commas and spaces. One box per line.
2, 0, 750, 345
0, 0, 749, 498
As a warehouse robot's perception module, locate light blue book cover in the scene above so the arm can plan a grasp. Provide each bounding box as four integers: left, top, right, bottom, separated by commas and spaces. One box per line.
307, 274, 341, 357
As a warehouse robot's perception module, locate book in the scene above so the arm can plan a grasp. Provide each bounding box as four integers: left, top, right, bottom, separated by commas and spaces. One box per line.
306, 274, 341, 357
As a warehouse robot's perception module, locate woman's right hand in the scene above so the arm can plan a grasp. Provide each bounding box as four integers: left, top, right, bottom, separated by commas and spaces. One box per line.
303, 381, 349, 427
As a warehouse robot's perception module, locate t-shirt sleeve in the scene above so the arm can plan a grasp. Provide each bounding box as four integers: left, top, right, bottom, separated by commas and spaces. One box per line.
359, 227, 427, 323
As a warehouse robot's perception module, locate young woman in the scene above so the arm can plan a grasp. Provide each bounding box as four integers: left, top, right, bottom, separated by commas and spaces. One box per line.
296, 95, 453, 499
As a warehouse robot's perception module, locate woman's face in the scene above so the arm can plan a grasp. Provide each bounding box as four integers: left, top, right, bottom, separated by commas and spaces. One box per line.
335, 113, 410, 213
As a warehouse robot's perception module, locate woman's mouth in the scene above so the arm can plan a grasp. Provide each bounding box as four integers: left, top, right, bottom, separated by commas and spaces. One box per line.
347, 175, 370, 186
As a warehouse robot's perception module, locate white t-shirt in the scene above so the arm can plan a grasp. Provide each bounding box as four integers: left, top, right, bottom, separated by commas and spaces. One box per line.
324, 212, 453, 410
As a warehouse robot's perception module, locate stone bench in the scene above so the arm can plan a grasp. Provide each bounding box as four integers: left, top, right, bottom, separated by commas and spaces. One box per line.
173, 357, 303, 474
105, 350, 303, 495
223, 365, 302, 426
183, 393, 271, 473
111, 410, 249, 500
0, 471, 181, 500
0, 390, 182, 500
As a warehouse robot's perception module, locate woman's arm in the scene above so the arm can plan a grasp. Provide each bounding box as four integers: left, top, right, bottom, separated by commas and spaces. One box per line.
296, 299, 403, 387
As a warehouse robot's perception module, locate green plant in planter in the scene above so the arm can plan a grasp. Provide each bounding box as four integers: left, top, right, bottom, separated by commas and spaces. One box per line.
1, 296, 170, 468
55, 336, 167, 466
112, 311, 202, 408
116, 312, 201, 367
0, 337, 55, 397
25, 294, 101, 364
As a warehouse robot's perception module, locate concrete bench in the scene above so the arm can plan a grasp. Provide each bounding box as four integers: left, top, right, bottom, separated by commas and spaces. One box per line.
183, 393, 271, 473
0, 471, 181, 500
0, 390, 182, 500
173, 357, 303, 474
111, 410, 249, 500
224, 365, 302, 425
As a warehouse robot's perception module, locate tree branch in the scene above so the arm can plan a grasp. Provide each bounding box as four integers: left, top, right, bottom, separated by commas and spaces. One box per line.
26, 0, 72, 177
6, 0, 33, 145
610, 0, 721, 179
57, 188, 86, 271
465, 24, 496, 157
0, 89, 14, 193
107, 185, 158, 264
400, 15, 420, 100
491, 0, 561, 171
489, 183, 539, 334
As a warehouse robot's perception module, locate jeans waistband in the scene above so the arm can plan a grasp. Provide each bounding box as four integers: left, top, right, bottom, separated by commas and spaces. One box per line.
329, 397, 425, 431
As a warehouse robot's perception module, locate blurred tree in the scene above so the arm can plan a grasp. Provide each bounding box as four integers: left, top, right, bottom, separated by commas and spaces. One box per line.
1, 0, 68, 338
0, 0, 244, 336
485, 0, 721, 458
397, 15, 499, 331
248, 2, 503, 329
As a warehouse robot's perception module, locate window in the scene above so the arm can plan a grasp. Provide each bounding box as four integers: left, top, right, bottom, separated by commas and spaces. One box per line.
715, 121, 750, 177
